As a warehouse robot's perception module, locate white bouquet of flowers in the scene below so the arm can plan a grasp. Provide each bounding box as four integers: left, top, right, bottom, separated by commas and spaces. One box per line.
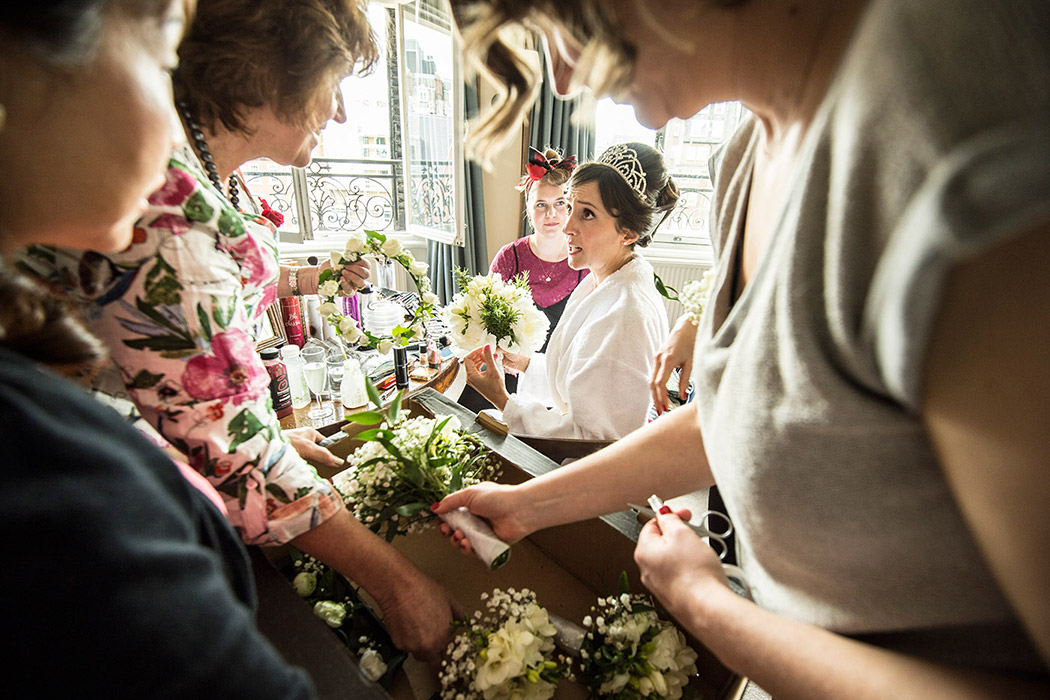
319, 229, 439, 350
332, 388, 511, 569
575, 575, 698, 700
441, 588, 570, 700
443, 269, 549, 357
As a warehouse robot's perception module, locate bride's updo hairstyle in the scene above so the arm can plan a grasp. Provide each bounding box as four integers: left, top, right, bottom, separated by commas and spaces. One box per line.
570, 142, 680, 247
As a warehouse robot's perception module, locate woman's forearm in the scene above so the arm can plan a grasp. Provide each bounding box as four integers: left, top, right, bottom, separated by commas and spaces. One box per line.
514, 402, 712, 533
681, 581, 1048, 700
292, 508, 414, 600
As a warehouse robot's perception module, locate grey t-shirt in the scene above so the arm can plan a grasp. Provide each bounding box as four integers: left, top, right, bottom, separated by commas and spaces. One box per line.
694, 0, 1050, 673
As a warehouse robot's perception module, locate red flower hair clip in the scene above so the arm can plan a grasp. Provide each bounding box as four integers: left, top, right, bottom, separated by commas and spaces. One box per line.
259, 198, 284, 228
519, 147, 577, 192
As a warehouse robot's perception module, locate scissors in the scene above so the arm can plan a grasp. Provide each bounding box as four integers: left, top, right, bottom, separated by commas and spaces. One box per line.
627, 494, 735, 561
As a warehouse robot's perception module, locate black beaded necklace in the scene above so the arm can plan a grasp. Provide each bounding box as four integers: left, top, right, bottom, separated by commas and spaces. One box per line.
177, 100, 240, 210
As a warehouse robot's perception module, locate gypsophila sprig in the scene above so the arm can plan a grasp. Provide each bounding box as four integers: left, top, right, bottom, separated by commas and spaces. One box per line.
332, 389, 500, 542
441, 588, 570, 700
678, 269, 715, 327
442, 269, 549, 357
319, 229, 438, 351
576, 573, 698, 700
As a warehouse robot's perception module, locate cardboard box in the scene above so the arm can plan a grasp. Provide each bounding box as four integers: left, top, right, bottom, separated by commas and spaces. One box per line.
256, 389, 747, 700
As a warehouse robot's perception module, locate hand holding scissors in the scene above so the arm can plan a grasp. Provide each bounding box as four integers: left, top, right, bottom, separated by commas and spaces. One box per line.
631, 495, 752, 600
627, 494, 734, 561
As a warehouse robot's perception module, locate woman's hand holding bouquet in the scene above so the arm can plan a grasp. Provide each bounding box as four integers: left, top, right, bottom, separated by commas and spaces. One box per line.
332, 382, 512, 569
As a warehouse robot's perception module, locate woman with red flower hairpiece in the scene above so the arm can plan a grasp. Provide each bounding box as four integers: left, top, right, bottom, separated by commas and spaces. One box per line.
19, 0, 459, 663
491, 147, 587, 352
457, 146, 587, 412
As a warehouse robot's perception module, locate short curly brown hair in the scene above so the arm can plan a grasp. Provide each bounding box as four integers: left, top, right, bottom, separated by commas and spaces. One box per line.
174, 0, 378, 134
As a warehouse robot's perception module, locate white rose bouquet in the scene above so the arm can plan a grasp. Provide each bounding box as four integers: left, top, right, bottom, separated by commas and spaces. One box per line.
319, 229, 438, 349
332, 386, 510, 569
441, 588, 570, 700
443, 269, 549, 357
574, 574, 699, 700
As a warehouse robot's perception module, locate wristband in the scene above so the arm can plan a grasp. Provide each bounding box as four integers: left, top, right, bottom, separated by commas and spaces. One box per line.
288, 267, 300, 295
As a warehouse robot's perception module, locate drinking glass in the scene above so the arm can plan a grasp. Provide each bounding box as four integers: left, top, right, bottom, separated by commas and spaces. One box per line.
301, 345, 333, 423
326, 350, 345, 396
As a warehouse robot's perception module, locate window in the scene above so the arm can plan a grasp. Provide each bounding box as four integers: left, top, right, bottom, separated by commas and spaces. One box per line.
240, 0, 464, 250
593, 98, 751, 258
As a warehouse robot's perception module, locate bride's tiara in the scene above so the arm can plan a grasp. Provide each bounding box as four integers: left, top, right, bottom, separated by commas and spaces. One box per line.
596, 144, 648, 198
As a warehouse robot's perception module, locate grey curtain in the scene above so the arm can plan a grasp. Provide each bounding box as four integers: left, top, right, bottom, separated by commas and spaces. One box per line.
521, 50, 596, 237
428, 80, 488, 304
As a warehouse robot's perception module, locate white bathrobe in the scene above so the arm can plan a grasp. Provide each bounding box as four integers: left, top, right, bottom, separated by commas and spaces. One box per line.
503, 255, 668, 439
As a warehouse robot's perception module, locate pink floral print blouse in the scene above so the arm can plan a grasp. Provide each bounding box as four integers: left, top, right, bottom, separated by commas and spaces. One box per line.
20, 150, 342, 545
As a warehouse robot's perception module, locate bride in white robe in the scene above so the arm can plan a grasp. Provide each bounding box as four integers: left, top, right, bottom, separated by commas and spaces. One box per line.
464, 143, 678, 440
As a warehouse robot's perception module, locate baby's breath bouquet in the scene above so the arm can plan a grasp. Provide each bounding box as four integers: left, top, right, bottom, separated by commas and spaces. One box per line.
319, 229, 439, 351
443, 269, 550, 357
653, 267, 715, 327
331, 386, 510, 569
677, 269, 715, 327
576, 574, 699, 700
441, 588, 570, 700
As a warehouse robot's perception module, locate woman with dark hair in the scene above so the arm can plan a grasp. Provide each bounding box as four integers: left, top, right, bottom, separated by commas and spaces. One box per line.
464, 142, 673, 439
437, 0, 1050, 697
0, 1, 315, 695
20, 0, 457, 661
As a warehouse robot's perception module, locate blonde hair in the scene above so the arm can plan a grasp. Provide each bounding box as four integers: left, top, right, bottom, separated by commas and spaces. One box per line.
451, 0, 634, 165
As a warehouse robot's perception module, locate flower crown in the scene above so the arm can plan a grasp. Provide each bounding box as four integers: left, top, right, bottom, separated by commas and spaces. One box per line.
318, 230, 437, 352
519, 147, 577, 192
596, 144, 648, 199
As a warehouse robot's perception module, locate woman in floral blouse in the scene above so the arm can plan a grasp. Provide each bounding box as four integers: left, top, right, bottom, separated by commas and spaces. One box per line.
21, 0, 457, 662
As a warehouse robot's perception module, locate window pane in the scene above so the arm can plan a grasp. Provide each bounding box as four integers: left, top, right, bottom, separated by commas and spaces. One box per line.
594, 98, 750, 247
241, 160, 299, 228
402, 2, 459, 243
309, 4, 400, 238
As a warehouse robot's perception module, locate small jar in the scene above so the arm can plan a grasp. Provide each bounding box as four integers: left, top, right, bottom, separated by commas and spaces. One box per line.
427, 338, 441, 370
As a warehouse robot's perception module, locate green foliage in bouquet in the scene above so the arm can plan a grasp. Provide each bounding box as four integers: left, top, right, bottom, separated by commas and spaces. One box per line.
441, 588, 570, 700
332, 380, 500, 542
576, 573, 699, 700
